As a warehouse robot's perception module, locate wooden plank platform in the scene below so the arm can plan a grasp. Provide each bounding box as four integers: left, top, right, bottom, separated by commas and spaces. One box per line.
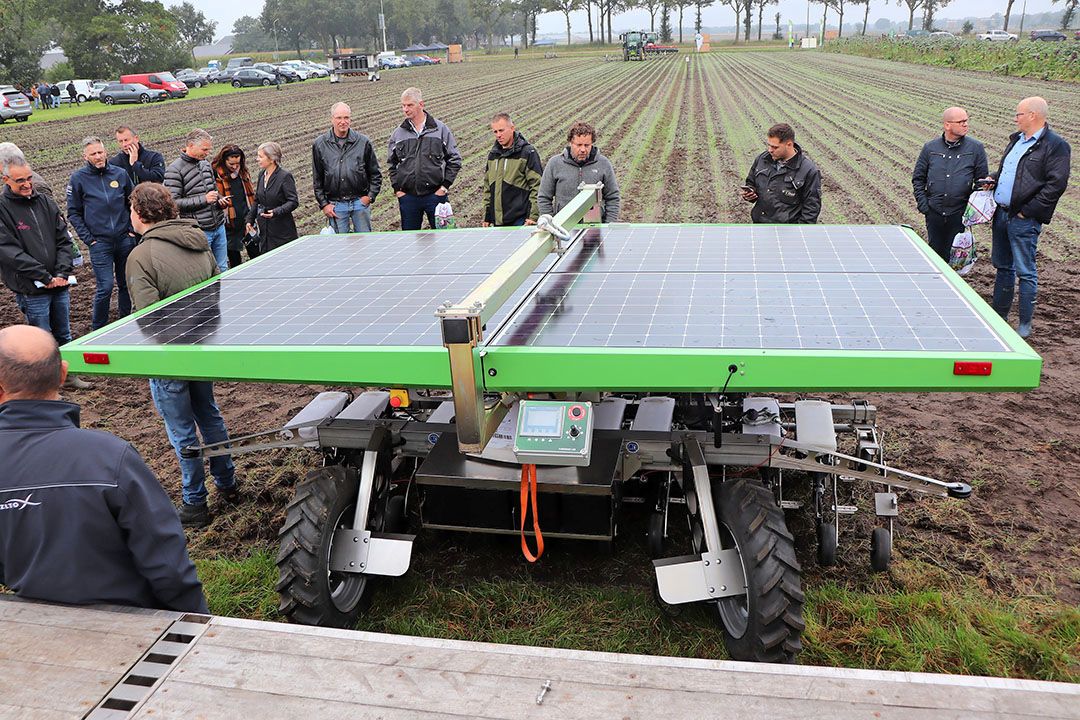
1, 597, 1077, 719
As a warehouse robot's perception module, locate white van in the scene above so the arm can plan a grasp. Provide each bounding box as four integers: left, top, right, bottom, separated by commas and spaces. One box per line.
56, 79, 95, 103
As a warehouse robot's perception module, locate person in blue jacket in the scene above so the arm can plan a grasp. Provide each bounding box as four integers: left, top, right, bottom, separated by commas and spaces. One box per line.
110, 125, 166, 186
0, 325, 208, 613
67, 136, 134, 330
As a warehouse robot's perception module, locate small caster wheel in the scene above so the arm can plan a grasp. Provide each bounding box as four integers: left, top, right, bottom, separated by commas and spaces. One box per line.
816, 522, 837, 566
870, 527, 891, 572
646, 511, 665, 558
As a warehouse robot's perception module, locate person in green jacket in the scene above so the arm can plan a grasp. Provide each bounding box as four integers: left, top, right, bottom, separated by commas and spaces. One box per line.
482, 112, 543, 227
125, 182, 238, 528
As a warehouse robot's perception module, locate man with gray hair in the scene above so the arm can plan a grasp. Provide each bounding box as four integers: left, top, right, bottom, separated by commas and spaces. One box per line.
912, 107, 988, 261
312, 101, 382, 233
0, 157, 77, 353
983, 96, 1071, 338
388, 87, 462, 230
164, 128, 228, 271
67, 136, 134, 330
0, 143, 56, 201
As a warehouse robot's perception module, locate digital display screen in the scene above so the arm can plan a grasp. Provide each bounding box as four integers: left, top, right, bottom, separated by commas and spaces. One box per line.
522, 405, 563, 437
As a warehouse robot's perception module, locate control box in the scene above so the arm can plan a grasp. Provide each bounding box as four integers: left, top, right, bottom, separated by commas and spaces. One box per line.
513, 400, 593, 466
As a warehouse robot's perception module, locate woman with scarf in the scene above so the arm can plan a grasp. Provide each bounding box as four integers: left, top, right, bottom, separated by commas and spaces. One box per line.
211, 144, 258, 267
245, 142, 299, 253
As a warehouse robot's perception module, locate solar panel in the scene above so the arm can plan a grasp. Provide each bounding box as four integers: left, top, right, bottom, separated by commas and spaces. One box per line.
487, 225, 1008, 353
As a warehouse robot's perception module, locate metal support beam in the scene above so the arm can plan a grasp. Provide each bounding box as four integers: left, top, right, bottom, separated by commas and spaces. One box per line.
438, 184, 603, 453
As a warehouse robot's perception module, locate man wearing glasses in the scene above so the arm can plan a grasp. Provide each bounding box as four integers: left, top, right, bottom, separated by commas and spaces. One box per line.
981, 97, 1071, 338
0, 156, 76, 354
912, 107, 988, 262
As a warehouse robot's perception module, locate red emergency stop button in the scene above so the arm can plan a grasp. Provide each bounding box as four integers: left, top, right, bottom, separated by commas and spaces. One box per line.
569, 405, 584, 419
954, 361, 992, 376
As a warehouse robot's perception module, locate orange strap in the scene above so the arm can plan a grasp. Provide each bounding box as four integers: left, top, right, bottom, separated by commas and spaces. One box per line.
519, 463, 544, 562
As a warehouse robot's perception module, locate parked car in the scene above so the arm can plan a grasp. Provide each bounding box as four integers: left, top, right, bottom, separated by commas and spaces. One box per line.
929, 31, 955, 39
256, 63, 300, 82
1030, 29, 1067, 41
379, 55, 410, 69
55, 79, 95, 103
903, 29, 930, 38
0, 86, 32, 123
417, 54, 442, 64
404, 55, 436, 66
88, 81, 108, 100
977, 29, 1018, 41
214, 67, 240, 83
231, 68, 278, 87
98, 82, 168, 105
300, 61, 330, 77
120, 72, 187, 98
279, 60, 313, 79
225, 56, 255, 70
175, 69, 209, 88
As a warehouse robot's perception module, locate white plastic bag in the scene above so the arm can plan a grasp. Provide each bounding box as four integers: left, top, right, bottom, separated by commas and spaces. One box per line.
435, 201, 457, 229
319, 221, 335, 235
949, 229, 977, 275
963, 190, 996, 227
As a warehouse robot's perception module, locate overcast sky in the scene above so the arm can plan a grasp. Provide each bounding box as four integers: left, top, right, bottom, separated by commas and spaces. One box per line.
174, 0, 1062, 42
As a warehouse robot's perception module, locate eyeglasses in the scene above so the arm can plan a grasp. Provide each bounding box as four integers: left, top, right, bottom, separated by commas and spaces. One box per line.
6, 176, 32, 186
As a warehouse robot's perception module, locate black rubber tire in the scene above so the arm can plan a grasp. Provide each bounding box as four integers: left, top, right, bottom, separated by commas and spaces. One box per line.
713, 477, 804, 663
103, 96, 114, 105
870, 527, 891, 573
277, 465, 377, 627
262, 78, 271, 86
232, 80, 241, 87
816, 522, 837, 566
15, 116, 28, 122
646, 511, 665, 558
139, 94, 149, 104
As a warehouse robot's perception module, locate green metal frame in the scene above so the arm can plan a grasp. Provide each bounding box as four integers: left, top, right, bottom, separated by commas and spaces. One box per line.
61, 222, 1041, 393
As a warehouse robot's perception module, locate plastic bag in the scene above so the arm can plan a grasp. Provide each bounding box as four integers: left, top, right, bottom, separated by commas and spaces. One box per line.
435, 201, 457, 230
319, 220, 336, 235
949, 229, 977, 275
963, 190, 996, 227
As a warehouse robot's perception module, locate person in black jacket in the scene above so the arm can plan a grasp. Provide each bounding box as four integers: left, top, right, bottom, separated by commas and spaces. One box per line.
388, 87, 462, 230
312, 102, 382, 233
984, 96, 1071, 338
246, 142, 298, 253
740, 123, 821, 224
0, 325, 208, 613
164, 128, 229, 272
912, 107, 988, 261
110, 125, 166, 186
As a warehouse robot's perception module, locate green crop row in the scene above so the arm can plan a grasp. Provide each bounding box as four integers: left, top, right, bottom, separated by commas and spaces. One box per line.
824, 37, 1080, 83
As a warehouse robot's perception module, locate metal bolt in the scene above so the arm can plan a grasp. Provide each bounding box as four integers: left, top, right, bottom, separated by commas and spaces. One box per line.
359, 562, 365, 569
363, 537, 369, 543
720, 585, 727, 592
488, 368, 497, 377
703, 560, 710, 566
536, 680, 552, 705
349, 561, 355, 567
708, 587, 715, 594
352, 536, 358, 543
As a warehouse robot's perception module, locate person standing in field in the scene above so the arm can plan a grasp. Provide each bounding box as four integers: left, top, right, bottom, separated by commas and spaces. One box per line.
388, 87, 462, 231
538, 121, 621, 222
312, 102, 382, 233
982, 96, 1071, 338
110, 125, 166, 186
164, 128, 229, 273
740, 123, 821, 224
125, 182, 239, 528
66, 136, 135, 330
912, 107, 989, 262
212, 144, 258, 267
246, 142, 298, 253
482, 112, 543, 227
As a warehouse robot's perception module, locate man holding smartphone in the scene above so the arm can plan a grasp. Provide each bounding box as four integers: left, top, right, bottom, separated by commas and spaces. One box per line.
740, 123, 821, 224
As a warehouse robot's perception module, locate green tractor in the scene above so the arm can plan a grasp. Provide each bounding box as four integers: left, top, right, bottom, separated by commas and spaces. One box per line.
620, 31, 647, 61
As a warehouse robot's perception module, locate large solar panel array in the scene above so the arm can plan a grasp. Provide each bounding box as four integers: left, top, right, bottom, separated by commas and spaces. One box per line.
486, 225, 1009, 353
86, 224, 1009, 355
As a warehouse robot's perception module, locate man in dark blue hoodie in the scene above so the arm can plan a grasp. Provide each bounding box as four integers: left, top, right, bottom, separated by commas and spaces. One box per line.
0, 325, 208, 613
67, 136, 134, 330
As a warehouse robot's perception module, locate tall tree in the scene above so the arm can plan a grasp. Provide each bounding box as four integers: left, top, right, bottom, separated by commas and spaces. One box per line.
675, 0, 693, 41
824, 0, 848, 37
660, 0, 673, 40
695, 0, 713, 32
755, 0, 777, 40
0, 0, 51, 86
545, 0, 581, 45
895, 0, 925, 30
722, 0, 741, 41
922, 0, 950, 30
231, 15, 275, 53
171, 1, 216, 63
261, 0, 308, 56
852, 0, 871, 35
640, 0, 664, 30
1002, 0, 1016, 30
468, 0, 509, 48
1053, 0, 1078, 29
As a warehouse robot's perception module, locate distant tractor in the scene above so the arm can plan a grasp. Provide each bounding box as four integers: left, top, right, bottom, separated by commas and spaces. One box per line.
644, 31, 679, 54
621, 31, 647, 61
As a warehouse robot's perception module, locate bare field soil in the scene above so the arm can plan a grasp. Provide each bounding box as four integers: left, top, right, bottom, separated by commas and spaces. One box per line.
3, 53, 1078, 628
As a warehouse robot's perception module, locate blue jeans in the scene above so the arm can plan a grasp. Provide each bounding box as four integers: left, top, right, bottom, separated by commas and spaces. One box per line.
991, 208, 1042, 326
331, 198, 372, 233
204, 224, 228, 273
88, 236, 135, 330
149, 379, 236, 506
398, 193, 442, 231
14, 290, 71, 345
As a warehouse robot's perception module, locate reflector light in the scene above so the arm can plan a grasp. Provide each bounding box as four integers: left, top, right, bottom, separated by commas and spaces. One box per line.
953, 361, 991, 376
83, 352, 110, 365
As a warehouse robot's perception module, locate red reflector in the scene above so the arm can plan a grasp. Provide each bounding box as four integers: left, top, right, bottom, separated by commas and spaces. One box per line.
83, 352, 110, 365
389, 396, 401, 408
954, 361, 991, 376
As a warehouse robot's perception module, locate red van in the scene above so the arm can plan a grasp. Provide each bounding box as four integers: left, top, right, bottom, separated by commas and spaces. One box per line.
119, 72, 188, 98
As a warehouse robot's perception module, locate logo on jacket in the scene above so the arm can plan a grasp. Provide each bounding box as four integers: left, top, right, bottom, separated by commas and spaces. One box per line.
15, 221, 31, 231
0, 494, 41, 511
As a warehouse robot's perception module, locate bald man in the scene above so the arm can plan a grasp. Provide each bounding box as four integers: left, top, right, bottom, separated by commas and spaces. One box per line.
984, 97, 1071, 337
0, 325, 207, 613
312, 101, 382, 233
912, 107, 988, 261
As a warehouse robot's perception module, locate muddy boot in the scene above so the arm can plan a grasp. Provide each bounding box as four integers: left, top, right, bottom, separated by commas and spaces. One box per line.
63, 375, 93, 390
179, 502, 210, 528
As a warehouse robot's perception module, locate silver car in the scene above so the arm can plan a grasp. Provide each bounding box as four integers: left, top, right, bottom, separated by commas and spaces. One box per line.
0, 86, 32, 123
